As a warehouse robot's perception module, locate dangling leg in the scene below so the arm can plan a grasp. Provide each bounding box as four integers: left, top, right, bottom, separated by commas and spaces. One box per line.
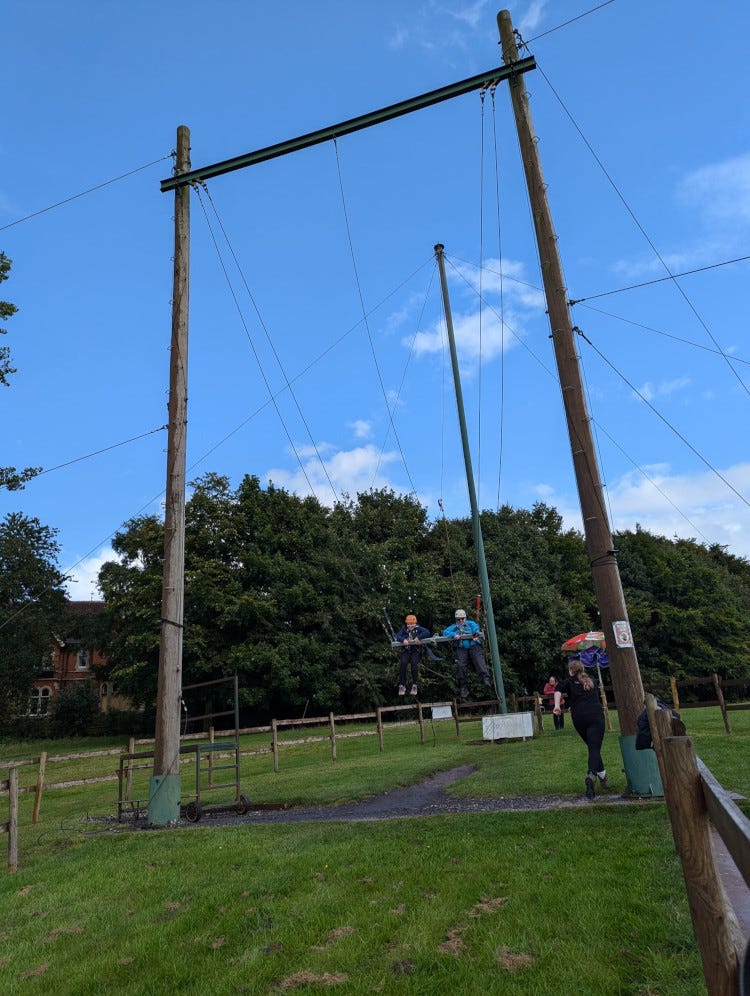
469, 644, 492, 693
409, 648, 419, 696
398, 649, 408, 695
455, 647, 469, 700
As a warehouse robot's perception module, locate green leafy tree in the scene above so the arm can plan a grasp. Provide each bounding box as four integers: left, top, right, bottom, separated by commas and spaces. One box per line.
0, 512, 67, 724
617, 526, 750, 685
97, 471, 750, 722
51, 681, 98, 736
0, 253, 41, 490
98, 514, 165, 707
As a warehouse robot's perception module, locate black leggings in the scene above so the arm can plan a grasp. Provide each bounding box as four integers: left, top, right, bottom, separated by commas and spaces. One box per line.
572, 711, 605, 774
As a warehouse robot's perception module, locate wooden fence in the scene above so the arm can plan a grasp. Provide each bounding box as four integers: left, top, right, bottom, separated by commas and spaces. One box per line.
2, 697, 500, 869
646, 694, 750, 995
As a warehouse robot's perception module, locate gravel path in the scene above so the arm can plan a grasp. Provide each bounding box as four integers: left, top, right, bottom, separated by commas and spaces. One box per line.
154, 764, 635, 830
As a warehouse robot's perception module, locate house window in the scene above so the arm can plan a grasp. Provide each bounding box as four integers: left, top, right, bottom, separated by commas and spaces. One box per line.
76, 650, 90, 671
29, 687, 51, 716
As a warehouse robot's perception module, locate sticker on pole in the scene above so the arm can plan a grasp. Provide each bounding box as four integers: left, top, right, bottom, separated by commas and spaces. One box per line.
613, 620, 633, 648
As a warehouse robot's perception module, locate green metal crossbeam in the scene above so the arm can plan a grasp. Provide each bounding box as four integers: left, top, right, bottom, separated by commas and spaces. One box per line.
160, 56, 535, 192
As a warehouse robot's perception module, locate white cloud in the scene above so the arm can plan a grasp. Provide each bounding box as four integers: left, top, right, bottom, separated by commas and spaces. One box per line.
63, 547, 116, 599
612, 152, 750, 280
448, 1, 489, 29
349, 419, 373, 439
411, 306, 510, 364
295, 441, 334, 460
265, 444, 399, 504
387, 25, 410, 50
636, 377, 691, 402
385, 1, 488, 57
408, 257, 544, 364
678, 152, 750, 227
543, 461, 750, 558
517, 0, 548, 36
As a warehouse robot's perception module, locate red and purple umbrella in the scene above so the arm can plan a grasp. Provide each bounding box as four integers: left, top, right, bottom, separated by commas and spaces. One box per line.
560, 631, 606, 653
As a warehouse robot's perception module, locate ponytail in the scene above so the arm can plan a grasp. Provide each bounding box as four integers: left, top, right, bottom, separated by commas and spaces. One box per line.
569, 659, 594, 691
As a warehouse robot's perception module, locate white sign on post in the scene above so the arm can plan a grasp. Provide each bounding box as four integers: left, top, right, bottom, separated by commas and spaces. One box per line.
613, 620, 634, 648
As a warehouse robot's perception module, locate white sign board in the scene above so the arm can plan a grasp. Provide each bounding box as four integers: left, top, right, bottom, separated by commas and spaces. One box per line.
431, 705, 453, 720
482, 712, 534, 741
613, 620, 634, 648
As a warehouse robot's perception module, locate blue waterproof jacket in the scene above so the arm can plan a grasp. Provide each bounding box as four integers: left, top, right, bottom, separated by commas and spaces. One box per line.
442, 619, 481, 649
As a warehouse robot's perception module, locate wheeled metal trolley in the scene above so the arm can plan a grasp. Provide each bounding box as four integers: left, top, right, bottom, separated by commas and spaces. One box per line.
116, 674, 250, 823
179, 675, 248, 822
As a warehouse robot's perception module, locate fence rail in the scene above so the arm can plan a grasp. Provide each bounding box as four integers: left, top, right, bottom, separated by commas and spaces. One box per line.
646, 693, 750, 995
2, 696, 502, 868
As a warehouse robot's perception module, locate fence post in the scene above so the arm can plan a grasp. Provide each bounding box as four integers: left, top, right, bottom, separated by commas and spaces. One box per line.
534, 695, 543, 734
452, 699, 460, 737
32, 751, 47, 825
376, 708, 384, 752
8, 767, 18, 873
647, 695, 671, 791
417, 703, 425, 745
511, 692, 517, 712
329, 713, 337, 762
670, 676, 680, 712
125, 737, 135, 801
272, 719, 279, 773
712, 674, 731, 736
208, 726, 215, 786
660, 734, 739, 994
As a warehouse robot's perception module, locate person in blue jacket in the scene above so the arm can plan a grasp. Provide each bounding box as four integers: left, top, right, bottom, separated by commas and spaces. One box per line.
442, 608, 492, 700
393, 613, 431, 696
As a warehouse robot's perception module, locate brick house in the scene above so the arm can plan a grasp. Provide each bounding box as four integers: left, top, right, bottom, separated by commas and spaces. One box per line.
29, 600, 119, 716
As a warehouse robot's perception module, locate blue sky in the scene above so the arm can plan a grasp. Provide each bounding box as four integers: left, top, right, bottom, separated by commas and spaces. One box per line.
3, 0, 750, 598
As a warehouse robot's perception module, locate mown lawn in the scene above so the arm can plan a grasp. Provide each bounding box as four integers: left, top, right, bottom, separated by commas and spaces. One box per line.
1, 704, 746, 994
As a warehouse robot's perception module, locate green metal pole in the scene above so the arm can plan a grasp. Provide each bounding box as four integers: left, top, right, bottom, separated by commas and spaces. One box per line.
435, 244, 507, 712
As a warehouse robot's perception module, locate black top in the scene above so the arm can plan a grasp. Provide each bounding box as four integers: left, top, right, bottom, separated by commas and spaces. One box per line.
556, 674, 602, 716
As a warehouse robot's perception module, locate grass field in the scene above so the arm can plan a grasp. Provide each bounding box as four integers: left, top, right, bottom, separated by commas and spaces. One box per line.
1, 705, 747, 994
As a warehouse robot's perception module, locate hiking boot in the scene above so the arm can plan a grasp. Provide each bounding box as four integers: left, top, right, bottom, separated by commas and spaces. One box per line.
410, 684, 418, 696
597, 771, 609, 790
585, 775, 596, 800
398, 685, 406, 696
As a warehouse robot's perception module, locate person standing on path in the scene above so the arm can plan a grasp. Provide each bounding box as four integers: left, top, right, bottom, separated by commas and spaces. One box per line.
442, 608, 492, 700
554, 658, 607, 799
393, 613, 431, 696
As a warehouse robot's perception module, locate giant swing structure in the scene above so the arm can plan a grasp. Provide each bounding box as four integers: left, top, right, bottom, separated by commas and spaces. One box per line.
147, 9, 658, 825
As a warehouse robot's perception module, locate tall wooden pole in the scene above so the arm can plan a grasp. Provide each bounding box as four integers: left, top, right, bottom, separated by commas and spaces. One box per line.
496, 14, 645, 745
435, 244, 507, 713
149, 124, 190, 825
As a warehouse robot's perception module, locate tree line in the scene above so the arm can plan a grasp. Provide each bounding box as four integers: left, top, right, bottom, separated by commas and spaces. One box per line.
96, 473, 750, 724
3, 473, 750, 732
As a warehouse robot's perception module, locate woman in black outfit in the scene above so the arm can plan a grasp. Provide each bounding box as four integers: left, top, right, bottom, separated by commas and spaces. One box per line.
554, 658, 608, 799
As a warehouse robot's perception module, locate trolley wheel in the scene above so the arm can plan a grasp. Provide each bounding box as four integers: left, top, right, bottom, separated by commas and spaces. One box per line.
236, 794, 250, 815
185, 801, 202, 822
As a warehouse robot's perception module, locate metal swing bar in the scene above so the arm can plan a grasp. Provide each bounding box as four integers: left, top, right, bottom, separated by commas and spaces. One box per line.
160, 57, 535, 192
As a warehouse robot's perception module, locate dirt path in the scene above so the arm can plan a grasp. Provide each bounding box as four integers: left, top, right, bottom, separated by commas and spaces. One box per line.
170, 765, 634, 829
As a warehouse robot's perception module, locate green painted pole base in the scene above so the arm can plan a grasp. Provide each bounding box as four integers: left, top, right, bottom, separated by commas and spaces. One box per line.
147, 775, 181, 826
618, 735, 664, 797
